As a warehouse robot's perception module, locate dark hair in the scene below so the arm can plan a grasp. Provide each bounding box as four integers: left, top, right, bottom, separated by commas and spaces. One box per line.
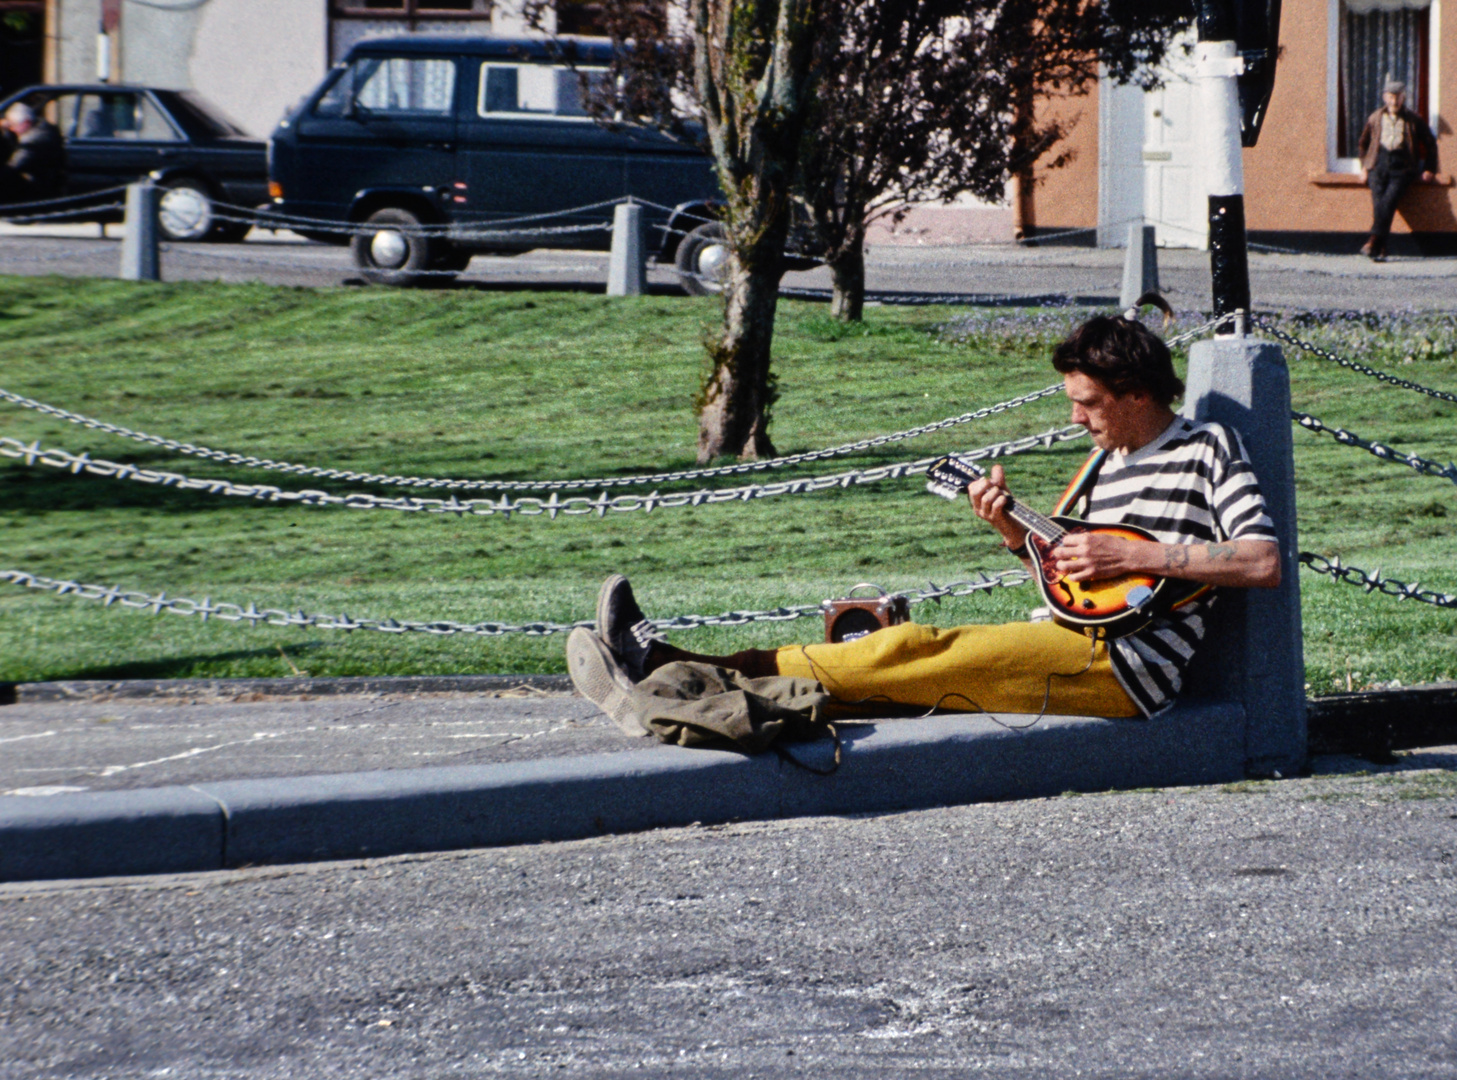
1051, 315, 1184, 405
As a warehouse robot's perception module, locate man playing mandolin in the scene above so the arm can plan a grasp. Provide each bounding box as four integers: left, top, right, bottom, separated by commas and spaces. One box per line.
570, 315, 1281, 723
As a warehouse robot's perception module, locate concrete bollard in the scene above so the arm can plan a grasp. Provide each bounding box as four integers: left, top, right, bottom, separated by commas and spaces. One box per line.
1183, 334, 1306, 777
607, 201, 645, 296
1119, 223, 1159, 311
119, 181, 160, 282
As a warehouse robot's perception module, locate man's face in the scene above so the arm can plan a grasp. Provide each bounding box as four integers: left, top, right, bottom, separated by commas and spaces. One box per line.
1384, 91, 1404, 114
1065, 370, 1153, 451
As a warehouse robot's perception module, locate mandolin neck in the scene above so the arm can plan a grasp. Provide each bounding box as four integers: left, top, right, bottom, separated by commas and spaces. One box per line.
1007, 500, 1069, 545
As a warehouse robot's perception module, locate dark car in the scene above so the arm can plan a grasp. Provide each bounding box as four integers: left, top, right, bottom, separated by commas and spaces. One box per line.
0, 84, 268, 242
269, 36, 736, 288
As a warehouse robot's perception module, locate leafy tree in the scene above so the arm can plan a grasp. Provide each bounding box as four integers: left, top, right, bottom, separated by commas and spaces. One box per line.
544, 1, 1190, 456
798, 1, 1194, 321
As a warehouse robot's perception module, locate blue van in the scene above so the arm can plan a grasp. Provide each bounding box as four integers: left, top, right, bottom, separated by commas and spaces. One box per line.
268, 36, 729, 288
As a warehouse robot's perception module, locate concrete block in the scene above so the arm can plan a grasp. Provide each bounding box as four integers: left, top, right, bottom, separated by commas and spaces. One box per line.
202, 750, 776, 866
0, 787, 223, 882
776, 702, 1246, 819
202, 701, 1245, 869
1184, 336, 1306, 775
119, 182, 161, 282
607, 201, 645, 296
1120, 223, 1159, 309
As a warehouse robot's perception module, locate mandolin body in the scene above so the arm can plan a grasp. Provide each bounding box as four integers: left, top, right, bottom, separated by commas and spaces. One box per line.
922, 454, 1211, 639
1026, 518, 1210, 638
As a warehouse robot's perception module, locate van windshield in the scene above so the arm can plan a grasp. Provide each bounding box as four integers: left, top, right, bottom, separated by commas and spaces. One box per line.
315, 56, 458, 117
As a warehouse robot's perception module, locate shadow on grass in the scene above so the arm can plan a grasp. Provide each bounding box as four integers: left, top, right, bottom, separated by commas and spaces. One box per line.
24, 641, 327, 685
344, 277, 690, 299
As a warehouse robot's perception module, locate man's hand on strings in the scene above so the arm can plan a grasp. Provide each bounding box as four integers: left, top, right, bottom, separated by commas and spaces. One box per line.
1051, 531, 1136, 582
967, 464, 1028, 552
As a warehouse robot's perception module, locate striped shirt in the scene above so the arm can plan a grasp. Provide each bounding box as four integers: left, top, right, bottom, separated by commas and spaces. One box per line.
1068, 416, 1277, 717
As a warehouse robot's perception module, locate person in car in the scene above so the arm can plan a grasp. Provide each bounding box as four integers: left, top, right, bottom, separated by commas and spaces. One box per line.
0, 102, 65, 205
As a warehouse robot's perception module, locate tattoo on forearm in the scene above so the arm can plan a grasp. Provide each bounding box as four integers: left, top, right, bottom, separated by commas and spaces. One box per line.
1165, 546, 1191, 569
1207, 544, 1237, 562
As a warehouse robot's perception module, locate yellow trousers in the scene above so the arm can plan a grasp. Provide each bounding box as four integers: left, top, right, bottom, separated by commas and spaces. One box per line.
775, 620, 1139, 718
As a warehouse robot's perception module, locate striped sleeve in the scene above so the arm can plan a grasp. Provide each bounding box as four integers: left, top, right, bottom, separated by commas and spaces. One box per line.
1210, 426, 1277, 542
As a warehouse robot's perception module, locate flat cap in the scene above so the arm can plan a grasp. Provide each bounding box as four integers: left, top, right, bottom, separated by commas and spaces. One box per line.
1384, 79, 1406, 95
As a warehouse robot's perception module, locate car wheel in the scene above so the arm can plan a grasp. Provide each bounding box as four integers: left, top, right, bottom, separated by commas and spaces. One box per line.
350, 207, 443, 286
675, 221, 730, 296
157, 181, 218, 242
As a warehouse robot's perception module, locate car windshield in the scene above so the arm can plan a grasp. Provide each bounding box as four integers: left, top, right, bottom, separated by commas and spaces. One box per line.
163, 91, 250, 138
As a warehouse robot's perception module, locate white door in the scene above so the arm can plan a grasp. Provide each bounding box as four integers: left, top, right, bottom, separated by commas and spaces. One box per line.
1142, 37, 1207, 249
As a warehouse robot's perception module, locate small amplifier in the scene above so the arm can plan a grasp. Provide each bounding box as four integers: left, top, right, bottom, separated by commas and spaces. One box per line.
822, 584, 910, 644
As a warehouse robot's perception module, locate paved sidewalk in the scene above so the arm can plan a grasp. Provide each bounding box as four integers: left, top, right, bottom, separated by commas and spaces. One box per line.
2, 225, 1452, 311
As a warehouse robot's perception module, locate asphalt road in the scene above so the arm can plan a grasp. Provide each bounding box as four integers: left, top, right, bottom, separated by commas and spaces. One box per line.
0, 690, 631, 796
3, 754, 1455, 1078
2, 224, 1455, 312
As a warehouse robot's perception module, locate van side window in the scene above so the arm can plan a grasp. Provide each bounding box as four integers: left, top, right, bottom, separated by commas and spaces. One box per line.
478, 63, 608, 119
315, 57, 457, 117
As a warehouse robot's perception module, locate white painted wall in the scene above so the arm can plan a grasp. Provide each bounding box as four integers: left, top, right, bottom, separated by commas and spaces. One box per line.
188, 0, 327, 137
1098, 73, 1146, 247
1097, 34, 1209, 250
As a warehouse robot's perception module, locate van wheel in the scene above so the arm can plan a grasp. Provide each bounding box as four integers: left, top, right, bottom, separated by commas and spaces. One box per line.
351, 208, 440, 286
675, 221, 730, 296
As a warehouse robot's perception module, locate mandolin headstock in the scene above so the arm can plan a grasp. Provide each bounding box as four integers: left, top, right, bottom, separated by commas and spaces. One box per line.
925, 454, 987, 501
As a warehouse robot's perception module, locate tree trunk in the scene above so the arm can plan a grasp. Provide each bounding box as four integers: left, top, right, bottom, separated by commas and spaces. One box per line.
828, 228, 866, 321
696, 251, 782, 462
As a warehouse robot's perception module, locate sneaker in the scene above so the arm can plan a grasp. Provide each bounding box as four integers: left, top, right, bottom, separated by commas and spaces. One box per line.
566, 627, 645, 736
1360, 236, 1376, 257
595, 573, 662, 683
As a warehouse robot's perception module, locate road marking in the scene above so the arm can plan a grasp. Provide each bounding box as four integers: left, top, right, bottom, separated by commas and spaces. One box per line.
0, 730, 58, 745
95, 732, 283, 777
2, 785, 89, 796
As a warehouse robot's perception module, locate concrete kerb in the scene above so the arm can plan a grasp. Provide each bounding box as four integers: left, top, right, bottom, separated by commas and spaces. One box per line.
2, 673, 573, 705
0, 700, 1245, 883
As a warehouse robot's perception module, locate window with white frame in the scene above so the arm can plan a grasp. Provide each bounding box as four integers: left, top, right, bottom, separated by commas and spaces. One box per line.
478, 63, 610, 118
1337, 0, 1432, 159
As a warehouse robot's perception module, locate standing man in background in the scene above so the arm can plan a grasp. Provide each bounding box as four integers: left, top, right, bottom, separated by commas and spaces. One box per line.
1358, 79, 1438, 262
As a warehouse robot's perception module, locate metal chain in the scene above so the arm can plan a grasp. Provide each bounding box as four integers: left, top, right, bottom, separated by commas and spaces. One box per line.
0, 186, 128, 215
1298, 552, 1457, 610
0, 425, 1089, 518
227, 195, 637, 238
0, 383, 1068, 492
1256, 317, 1457, 405
0, 201, 125, 225
210, 208, 611, 241
0, 567, 1030, 637
1291, 410, 1457, 485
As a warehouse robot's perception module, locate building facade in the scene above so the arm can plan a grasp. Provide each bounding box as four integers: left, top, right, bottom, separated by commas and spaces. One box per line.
1030, 0, 1456, 251
37, 3, 1439, 251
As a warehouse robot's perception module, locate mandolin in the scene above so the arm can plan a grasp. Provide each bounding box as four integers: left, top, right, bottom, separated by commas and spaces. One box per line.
926, 454, 1210, 638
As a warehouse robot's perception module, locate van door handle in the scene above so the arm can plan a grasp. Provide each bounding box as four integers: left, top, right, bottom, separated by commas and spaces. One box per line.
427, 142, 455, 152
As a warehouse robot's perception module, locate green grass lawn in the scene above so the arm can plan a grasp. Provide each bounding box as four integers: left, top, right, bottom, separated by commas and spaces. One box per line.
1, 276, 1454, 693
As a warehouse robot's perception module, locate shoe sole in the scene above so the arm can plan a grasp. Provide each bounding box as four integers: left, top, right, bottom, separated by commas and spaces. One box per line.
566, 627, 646, 737
596, 573, 628, 645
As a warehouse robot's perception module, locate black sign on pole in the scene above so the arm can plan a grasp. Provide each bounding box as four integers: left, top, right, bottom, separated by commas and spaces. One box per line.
1234, 0, 1282, 147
